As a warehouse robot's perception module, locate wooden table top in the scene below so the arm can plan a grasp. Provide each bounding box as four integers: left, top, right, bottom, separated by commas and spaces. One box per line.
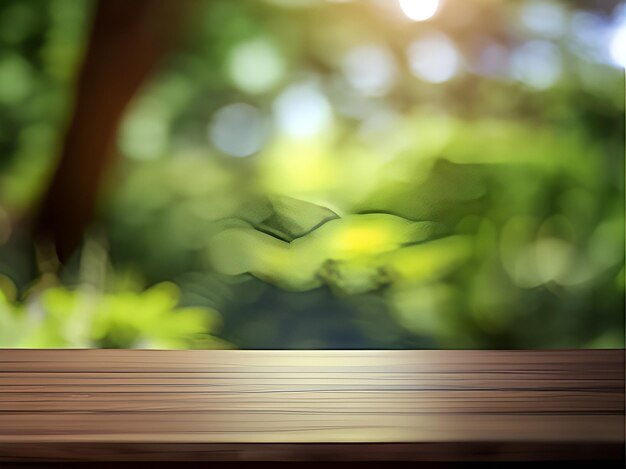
0, 349, 624, 462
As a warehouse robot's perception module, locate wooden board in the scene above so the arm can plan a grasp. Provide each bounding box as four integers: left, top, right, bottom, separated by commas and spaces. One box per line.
0, 349, 623, 462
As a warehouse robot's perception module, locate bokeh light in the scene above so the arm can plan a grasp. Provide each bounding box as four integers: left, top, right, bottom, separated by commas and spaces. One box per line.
228, 37, 286, 94
120, 99, 169, 161
273, 82, 333, 138
341, 43, 397, 96
208, 103, 270, 157
398, 0, 440, 22
520, 0, 567, 39
610, 24, 626, 68
510, 40, 562, 89
407, 32, 460, 83
471, 42, 510, 79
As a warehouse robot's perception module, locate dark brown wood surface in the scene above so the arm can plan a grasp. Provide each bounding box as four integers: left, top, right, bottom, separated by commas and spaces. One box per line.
0, 349, 623, 461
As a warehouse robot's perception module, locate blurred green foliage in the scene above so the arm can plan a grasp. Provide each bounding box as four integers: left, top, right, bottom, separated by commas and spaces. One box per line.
0, 282, 224, 348
0, 0, 623, 348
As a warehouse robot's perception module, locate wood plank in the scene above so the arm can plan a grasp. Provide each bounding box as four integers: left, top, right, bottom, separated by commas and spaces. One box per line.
0, 349, 623, 462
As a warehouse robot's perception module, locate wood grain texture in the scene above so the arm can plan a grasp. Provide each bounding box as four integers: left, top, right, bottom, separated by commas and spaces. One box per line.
0, 349, 623, 461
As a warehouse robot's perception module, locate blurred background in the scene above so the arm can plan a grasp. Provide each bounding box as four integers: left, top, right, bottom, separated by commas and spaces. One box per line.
0, 0, 623, 349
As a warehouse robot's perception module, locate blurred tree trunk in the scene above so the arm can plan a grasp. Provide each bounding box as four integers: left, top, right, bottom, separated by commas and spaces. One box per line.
33, 0, 185, 262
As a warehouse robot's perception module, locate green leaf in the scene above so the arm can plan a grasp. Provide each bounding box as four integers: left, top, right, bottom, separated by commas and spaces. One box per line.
255, 195, 338, 241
